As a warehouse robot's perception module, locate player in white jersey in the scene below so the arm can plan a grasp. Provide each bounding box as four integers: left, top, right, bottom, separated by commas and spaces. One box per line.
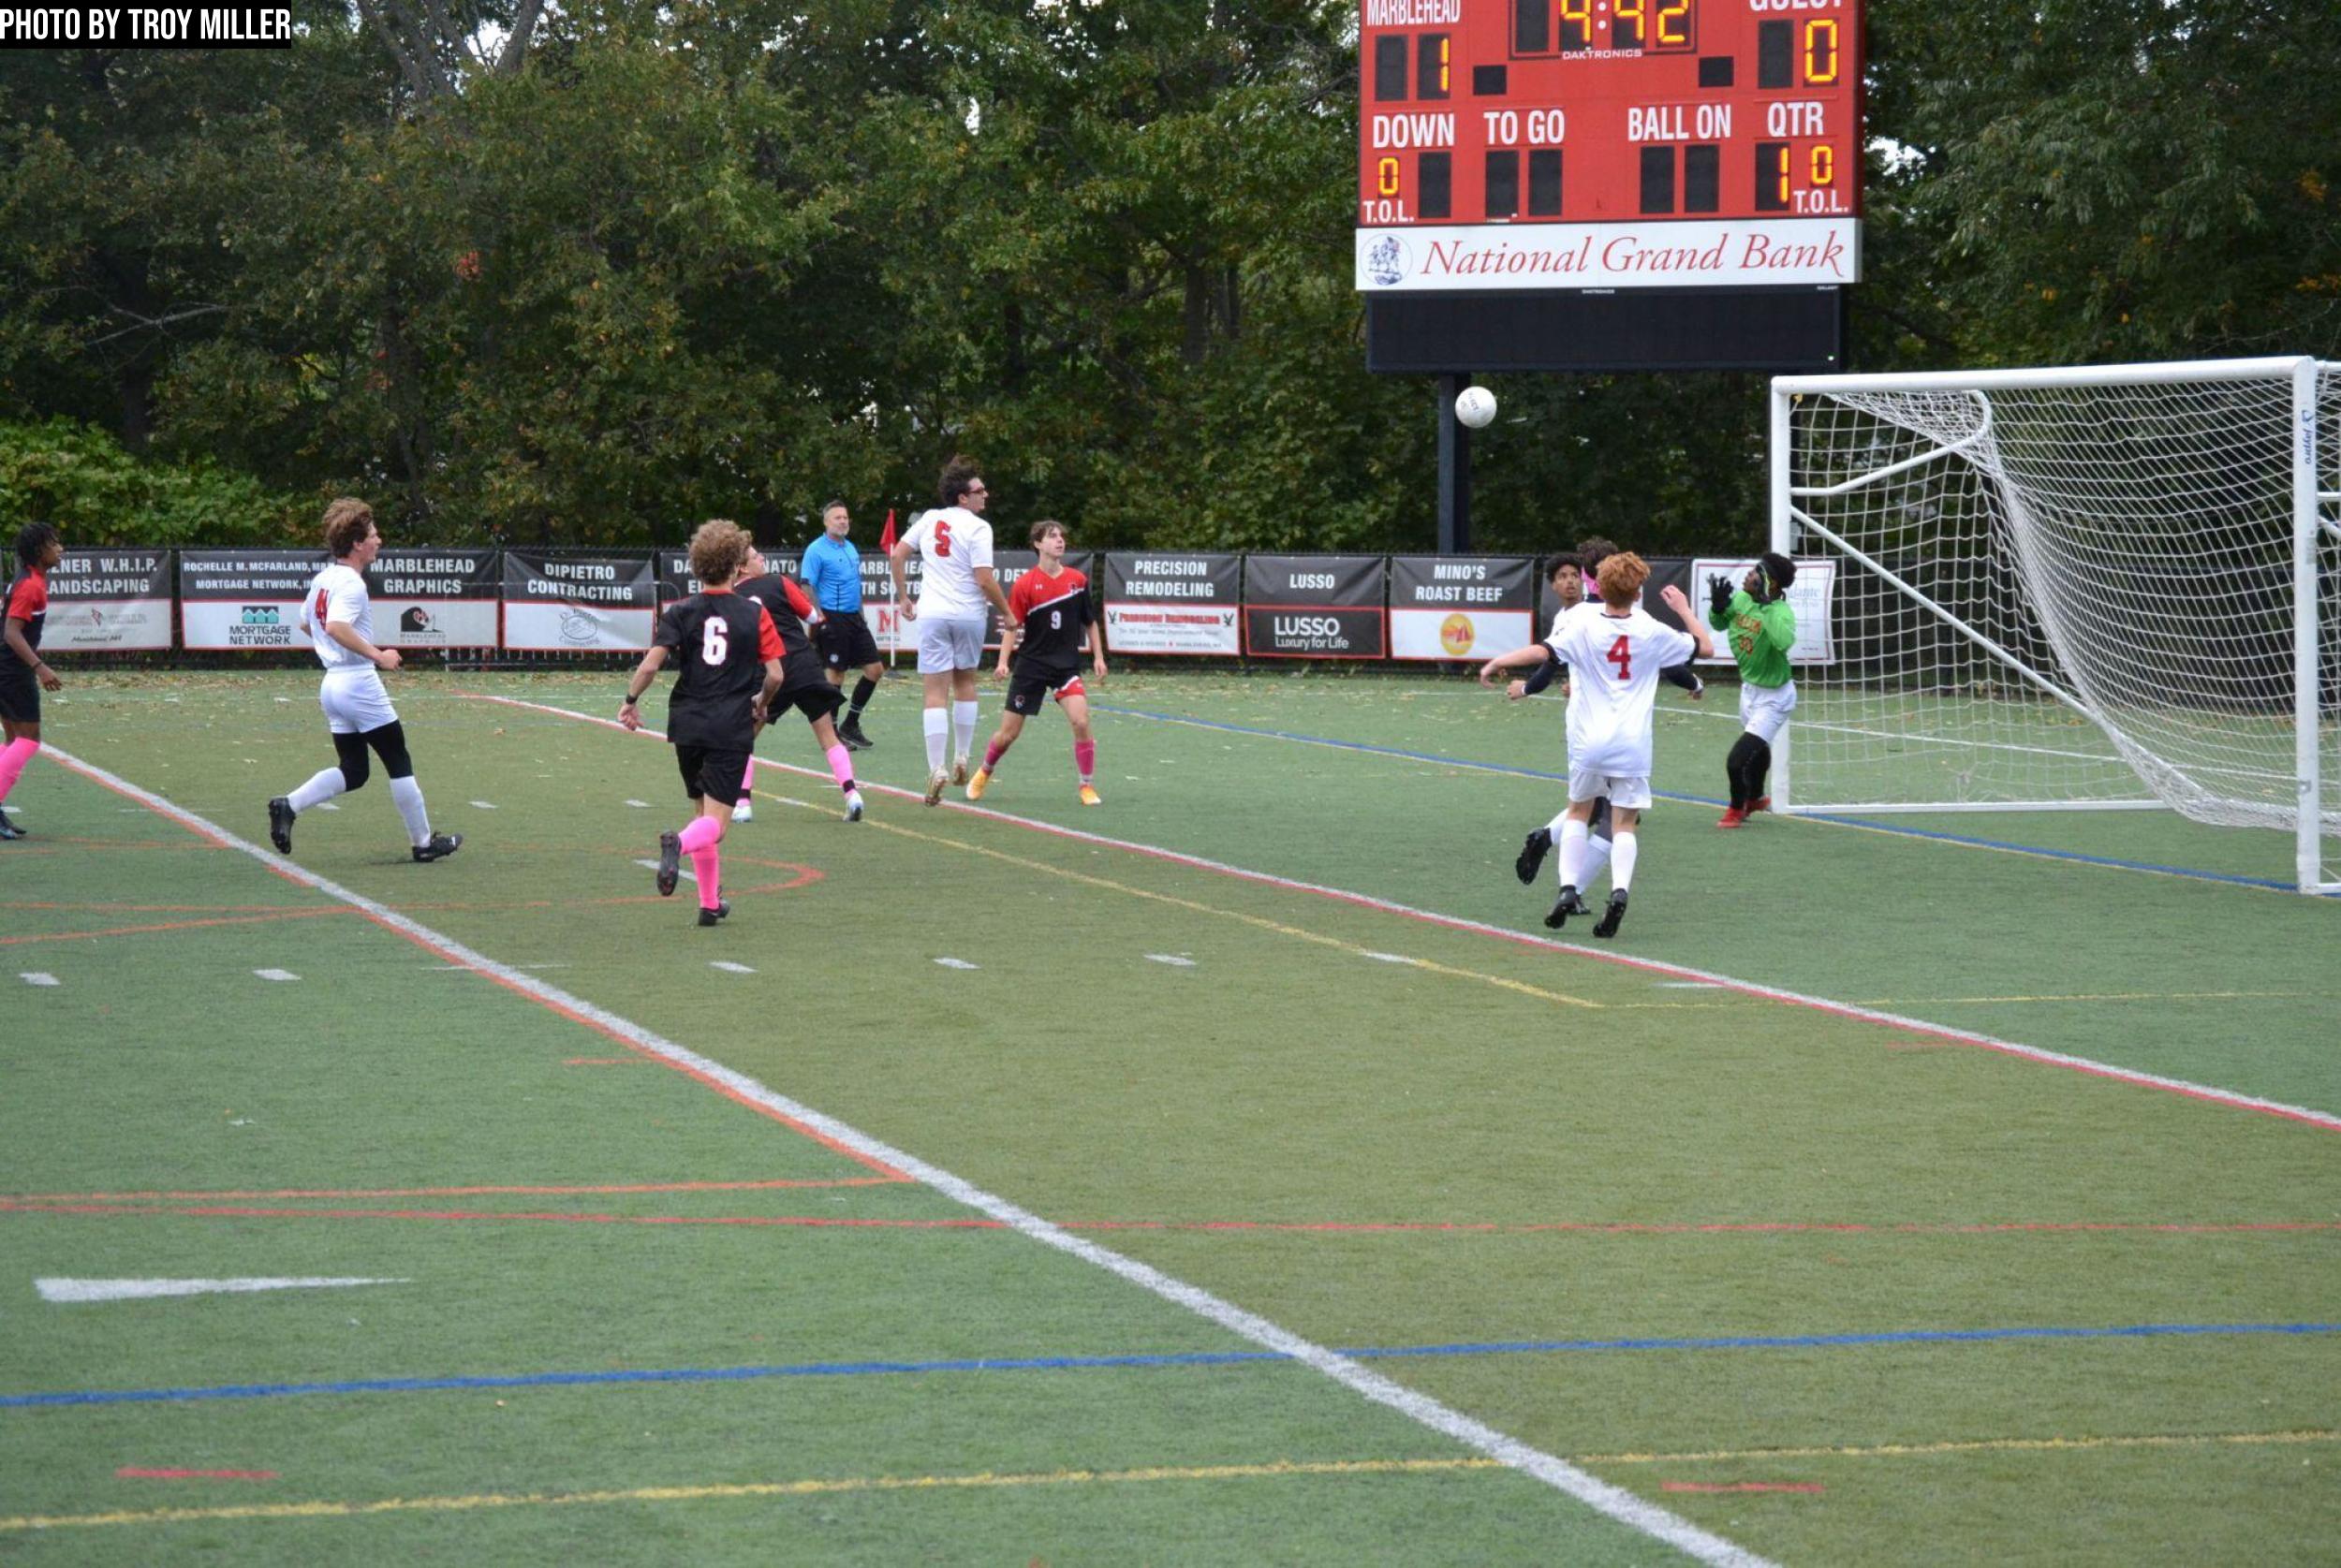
889, 456, 1013, 804
266, 499, 461, 863
1480, 551, 1709, 939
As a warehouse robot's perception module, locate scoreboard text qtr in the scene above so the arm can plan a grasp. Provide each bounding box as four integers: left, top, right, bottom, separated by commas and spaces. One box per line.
1356, 0, 1862, 292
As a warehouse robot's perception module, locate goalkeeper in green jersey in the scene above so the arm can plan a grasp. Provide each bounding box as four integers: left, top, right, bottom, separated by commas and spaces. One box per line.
1707, 551, 1799, 828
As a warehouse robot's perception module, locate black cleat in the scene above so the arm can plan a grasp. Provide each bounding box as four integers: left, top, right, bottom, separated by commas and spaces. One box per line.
837, 714, 874, 751
655, 830, 681, 897
411, 832, 463, 863
267, 797, 295, 854
1592, 889, 1628, 939
0, 811, 23, 842
697, 900, 731, 927
1515, 827, 1552, 886
1544, 885, 1592, 930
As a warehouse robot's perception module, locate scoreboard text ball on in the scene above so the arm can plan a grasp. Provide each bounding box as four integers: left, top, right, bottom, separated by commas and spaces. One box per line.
1357, 0, 1862, 373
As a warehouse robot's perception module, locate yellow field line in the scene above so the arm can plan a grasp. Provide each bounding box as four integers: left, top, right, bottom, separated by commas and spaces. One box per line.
0, 1457, 1504, 1531
1581, 1428, 2341, 1464
1606, 989, 2308, 1013
770, 793, 1600, 1011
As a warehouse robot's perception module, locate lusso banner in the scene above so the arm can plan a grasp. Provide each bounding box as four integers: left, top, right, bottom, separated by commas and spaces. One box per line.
1244, 554, 1387, 659
1388, 555, 1535, 660
502, 551, 657, 652
39, 549, 173, 652
179, 549, 322, 651
367, 549, 499, 649
1102, 553, 1240, 655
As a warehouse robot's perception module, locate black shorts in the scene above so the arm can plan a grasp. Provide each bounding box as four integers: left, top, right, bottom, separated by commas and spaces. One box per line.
817, 613, 880, 671
1006, 663, 1084, 717
0, 664, 37, 725
674, 743, 751, 807
769, 679, 845, 725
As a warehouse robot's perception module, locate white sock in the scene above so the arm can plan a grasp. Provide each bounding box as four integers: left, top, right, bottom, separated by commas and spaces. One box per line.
287, 768, 346, 813
923, 707, 949, 771
1609, 829, 1639, 893
1544, 806, 1571, 836
1557, 818, 1588, 888
1582, 833, 1614, 891
389, 775, 432, 847
950, 699, 979, 763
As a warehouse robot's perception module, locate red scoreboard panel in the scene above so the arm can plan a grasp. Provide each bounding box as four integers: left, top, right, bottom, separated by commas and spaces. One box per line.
1357, 0, 1862, 372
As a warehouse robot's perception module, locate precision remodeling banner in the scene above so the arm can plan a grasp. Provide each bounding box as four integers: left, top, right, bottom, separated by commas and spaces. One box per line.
366, 549, 498, 649
987, 549, 1095, 651
178, 549, 322, 651
1243, 555, 1387, 659
1101, 553, 1240, 655
1388, 555, 1535, 660
36, 550, 172, 652
501, 550, 657, 652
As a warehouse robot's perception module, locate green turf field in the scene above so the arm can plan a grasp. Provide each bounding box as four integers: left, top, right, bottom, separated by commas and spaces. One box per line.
4, 667, 2336, 1564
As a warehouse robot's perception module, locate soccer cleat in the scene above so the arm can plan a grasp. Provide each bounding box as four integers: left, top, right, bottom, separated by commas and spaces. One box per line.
1514, 827, 1553, 886
731, 799, 754, 823
268, 796, 295, 854
950, 758, 969, 786
923, 768, 949, 806
1716, 807, 1747, 829
1749, 795, 1772, 814
411, 832, 463, 863
655, 830, 682, 895
838, 715, 873, 751
845, 789, 865, 822
1079, 784, 1102, 807
1544, 885, 1591, 930
965, 767, 990, 801
0, 816, 22, 842
697, 901, 731, 928
1592, 889, 1629, 939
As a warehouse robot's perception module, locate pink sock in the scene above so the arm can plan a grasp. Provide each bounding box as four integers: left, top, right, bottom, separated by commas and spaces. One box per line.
0, 737, 37, 803
743, 757, 756, 790
825, 743, 856, 794
677, 814, 722, 854
983, 740, 1007, 771
1074, 739, 1096, 784
690, 843, 722, 909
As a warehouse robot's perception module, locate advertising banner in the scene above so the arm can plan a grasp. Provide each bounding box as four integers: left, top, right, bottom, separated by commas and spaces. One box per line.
501, 551, 657, 652
178, 549, 322, 651
656, 545, 804, 608
857, 554, 909, 655
37, 550, 173, 652
1102, 553, 1241, 656
1388, 555, 1535, 661
366, 549, 499, 649
1691, 556, 1838, 665
986, 549, 1095, 651
1242, 554, 1387, 659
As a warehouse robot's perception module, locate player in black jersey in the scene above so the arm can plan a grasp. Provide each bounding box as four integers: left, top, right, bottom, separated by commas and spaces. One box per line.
730, 547, 864, 824
966, 520, 1109, 805
621, 520, 784, 927
0, 523, 64, 840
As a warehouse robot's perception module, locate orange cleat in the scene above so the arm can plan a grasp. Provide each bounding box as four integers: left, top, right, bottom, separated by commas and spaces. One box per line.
1716, 807, 1747, 828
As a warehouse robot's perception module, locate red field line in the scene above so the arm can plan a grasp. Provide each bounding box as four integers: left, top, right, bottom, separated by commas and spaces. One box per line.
1663, 1482, 1824, 1495
0, 907, 348, 946
5, 1178, 908, 1202
116, 1468, 278, 1482
1066, 1218, 2341, 1238
1, 901, 316, 914
0, 1200, 997, 1230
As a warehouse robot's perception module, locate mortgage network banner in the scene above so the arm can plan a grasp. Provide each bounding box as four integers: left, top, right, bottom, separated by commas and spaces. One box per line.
1388, 555, 1535, 661
37, 550, 173, 652
178, 549, 321, 651
1101, 553, 1240, 655
365, 549, 498, 649
1243, 554, 1387, 659
501, 551, 657, 652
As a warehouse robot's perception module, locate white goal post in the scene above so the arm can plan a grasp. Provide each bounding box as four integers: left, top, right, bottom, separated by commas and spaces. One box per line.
1768, 356, 2341, 895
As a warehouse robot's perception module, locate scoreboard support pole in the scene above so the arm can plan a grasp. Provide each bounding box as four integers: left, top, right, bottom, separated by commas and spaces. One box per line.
1436, 371, 1472, 554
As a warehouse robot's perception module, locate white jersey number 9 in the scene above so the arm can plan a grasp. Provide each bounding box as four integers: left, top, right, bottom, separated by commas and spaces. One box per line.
701, 617, 729, 665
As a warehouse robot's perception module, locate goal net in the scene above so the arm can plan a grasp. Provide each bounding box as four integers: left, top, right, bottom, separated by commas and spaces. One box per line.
1770, 357, 2340, 894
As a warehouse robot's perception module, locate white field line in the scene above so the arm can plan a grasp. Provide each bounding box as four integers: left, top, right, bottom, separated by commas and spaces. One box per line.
40, 740, 1771, 1568
933, 958, 979, 971
20, 973, 60, 988
710, 961, 755, 975
469, 694, 2341, 1134
37, 1277, 406, 1304
1145, 954, 1197, 968
252, 969, 300, 983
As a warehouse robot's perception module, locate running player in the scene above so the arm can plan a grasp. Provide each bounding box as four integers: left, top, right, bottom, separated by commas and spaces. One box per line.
733, 546, 864, 823
620, 520, 783, 927
966, 520, 1109, 805
1708, 551, 1799, 828
0, 522, 65, 841
891, 458, 1013, 805
267, 500, 462, 863
802, 500, 884, 750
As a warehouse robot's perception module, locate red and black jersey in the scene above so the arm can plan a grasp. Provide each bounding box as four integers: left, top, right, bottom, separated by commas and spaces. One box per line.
1008, 566, 1091, 673
737, 573, 817, 661
1, 566, 48, 664
654, 586, 781, 748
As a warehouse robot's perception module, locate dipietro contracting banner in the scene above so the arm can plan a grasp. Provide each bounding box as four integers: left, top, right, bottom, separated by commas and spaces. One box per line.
365, 549, 498, 649
1388, 555, 1534, 660
502, 551, 657, 652
1102, 553, 1240, 655
1243, 555, 1387, 659
37, 550, 172, 652
178, 549, 322, 651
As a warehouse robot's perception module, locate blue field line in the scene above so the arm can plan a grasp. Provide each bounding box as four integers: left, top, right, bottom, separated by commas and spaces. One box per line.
10, 1321, 2335, 1410
1092, 703, 2319, 894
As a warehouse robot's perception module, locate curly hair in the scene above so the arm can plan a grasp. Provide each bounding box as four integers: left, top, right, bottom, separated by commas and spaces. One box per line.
687, 519, 753, 587
15, 521, 60, 570
1595, 550, 1650, 609
937, 457, 984, 510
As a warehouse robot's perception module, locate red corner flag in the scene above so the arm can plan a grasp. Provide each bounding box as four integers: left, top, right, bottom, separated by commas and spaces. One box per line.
878, 507, 897, 556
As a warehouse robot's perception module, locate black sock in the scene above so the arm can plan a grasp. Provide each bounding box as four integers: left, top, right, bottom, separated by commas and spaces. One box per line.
1725, 735, 1759, 809
848, 677, 877, 716
1748, 739, 1772, 800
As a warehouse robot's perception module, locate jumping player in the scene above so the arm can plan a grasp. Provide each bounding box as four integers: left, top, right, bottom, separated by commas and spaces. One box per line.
733, 546, 865, 823
891, 458, 1013, 805
620, 520, 783, 927
0, 522, 65, 841
268, 500, 462, 863
967, 520, 1109, 805
802, 500, 884, 750
1708, 552, 1799, 828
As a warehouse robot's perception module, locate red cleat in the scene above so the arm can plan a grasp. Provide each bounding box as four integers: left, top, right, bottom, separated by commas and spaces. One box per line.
1717, 807, 1747, 828
1749, 796, 1773, 814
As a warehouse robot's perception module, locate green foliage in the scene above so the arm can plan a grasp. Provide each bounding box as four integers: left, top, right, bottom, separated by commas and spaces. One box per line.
0, 417, 309, 546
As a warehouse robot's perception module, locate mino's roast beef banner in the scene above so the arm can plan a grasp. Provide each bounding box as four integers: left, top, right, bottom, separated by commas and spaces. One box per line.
366, 549, 499, 649
1102, 553, 1240, 655
1387, 555, 1535, 660
1243, 555, 1387, 659
38, 550, 173, 652
178, 550, 323, 651
501, 551, 657, 652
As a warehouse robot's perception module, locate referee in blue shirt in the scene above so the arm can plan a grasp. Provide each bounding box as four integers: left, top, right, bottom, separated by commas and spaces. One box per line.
802, 500, 884, 751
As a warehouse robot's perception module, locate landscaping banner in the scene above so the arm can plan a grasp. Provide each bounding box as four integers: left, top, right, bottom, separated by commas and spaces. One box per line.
37, 549, 173, 652
1388, 555, 1535, 660
1243, 554, 1387, 659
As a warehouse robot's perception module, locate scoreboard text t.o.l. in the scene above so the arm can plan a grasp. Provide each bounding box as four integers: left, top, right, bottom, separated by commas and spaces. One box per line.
1357, 0, 1862, 373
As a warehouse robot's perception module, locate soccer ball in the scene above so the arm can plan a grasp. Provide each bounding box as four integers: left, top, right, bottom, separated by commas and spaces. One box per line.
1454, 386, 1497, 430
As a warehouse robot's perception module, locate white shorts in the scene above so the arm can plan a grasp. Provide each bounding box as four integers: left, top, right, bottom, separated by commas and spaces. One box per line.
1739, 679, 1797, 743
319, 667, 398, 735
1568, 766, 1652, 811
916, 615, 986, 674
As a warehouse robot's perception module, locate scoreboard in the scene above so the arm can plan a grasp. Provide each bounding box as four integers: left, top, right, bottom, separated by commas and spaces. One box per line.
1357, 0, 1862, 371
